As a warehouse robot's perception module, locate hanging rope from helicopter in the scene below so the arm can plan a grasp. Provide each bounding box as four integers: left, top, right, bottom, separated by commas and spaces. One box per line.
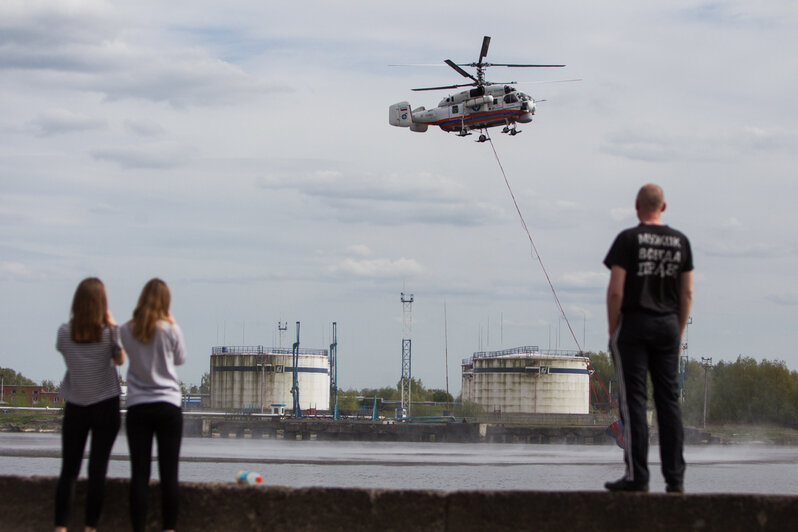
485, 132, 583, 354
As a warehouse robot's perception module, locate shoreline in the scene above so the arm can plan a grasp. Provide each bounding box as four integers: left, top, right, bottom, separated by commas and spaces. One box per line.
3, 409, 797, 445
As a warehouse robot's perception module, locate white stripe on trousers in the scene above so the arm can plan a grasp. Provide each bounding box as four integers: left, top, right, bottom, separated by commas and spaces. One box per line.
609, 316, 635, 482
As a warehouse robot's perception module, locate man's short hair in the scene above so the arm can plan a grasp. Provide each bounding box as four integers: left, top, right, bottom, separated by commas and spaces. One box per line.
637, 184, 664, 212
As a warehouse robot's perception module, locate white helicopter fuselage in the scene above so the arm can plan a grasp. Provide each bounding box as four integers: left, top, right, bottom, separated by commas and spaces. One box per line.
389, 85, 535, 134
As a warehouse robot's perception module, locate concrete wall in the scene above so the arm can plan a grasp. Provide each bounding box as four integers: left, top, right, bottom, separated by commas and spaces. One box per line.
1, 475, 795, 531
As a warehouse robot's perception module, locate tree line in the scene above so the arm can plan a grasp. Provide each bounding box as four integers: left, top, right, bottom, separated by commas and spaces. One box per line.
589, 353, 798, 428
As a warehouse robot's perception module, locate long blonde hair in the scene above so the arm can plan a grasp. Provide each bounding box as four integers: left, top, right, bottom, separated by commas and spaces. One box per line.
131, 278, 171, 343
70, 277, 109, 343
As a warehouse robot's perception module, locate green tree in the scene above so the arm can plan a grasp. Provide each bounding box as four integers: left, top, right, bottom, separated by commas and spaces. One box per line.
429, 389, 454, 403
41, 379, 59, 393
0, 367, 36, 386
199, 372, 210, 394
337, 388, 359, 411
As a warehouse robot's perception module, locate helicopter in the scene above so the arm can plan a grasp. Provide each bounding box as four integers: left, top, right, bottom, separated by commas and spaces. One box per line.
389, 36, 570, 142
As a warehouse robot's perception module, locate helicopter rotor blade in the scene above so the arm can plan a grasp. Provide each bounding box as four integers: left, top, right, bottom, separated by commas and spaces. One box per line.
479, 36, 491, 64
511, 78, 582, 85
481, 63, 565, 68
445, 59, 478, 83
412, 82, 477, 92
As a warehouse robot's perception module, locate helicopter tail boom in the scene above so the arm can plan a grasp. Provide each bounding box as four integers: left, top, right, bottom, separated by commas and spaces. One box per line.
389, 102, 429, 132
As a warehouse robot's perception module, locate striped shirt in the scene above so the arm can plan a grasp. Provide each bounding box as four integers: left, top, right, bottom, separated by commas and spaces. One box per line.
121, 321, 186, 408
56, 323, 123, 406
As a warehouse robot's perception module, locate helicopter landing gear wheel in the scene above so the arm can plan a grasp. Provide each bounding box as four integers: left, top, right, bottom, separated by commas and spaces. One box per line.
502, 126, 510, 134
478, 134, 487, 142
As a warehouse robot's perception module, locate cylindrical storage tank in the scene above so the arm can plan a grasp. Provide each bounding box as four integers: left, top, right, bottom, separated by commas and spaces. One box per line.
210, 346, 330, 412
461, 346, 589, 414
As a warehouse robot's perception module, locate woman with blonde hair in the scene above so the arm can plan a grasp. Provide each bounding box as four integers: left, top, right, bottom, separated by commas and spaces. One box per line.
55, 277, 125, 532
121, 278, 186, 532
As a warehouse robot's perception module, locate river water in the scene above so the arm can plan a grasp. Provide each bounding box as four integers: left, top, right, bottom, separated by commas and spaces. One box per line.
1, 432, 797, 494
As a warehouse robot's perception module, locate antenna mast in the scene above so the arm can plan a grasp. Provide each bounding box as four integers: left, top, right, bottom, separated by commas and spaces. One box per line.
400, 292, 414, 419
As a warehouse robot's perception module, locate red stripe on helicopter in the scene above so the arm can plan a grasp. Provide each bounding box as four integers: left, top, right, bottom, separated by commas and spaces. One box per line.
432, 110, 527, 130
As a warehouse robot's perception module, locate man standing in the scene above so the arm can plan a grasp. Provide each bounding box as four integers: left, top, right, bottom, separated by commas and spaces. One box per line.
604, 183, 693, 493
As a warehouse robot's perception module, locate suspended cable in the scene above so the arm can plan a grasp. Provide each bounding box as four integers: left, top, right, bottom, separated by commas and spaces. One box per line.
486, 133, 583, 353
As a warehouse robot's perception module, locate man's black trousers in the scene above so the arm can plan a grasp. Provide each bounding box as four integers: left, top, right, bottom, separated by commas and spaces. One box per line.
610, 311, 685, 487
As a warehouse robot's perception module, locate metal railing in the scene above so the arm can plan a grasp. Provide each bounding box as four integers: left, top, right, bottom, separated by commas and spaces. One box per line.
462, 346, 586, 365
212, 345, 328, 356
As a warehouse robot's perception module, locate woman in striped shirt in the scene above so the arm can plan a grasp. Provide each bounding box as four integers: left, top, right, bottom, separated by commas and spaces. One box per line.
55, 278, 125, 532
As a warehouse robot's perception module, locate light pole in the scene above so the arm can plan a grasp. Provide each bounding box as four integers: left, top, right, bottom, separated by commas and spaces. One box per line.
701, 357, 713, 428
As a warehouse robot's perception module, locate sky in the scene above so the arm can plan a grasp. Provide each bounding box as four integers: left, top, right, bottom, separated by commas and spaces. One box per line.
1, 1, 797, 395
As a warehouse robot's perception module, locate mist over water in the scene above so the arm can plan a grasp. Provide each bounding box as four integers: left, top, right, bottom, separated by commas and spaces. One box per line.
2, 433, 797, 494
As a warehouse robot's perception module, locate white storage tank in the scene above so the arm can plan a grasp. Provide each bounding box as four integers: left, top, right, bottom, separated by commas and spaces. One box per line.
210, 346, 330, 413
461, 346, 590, 414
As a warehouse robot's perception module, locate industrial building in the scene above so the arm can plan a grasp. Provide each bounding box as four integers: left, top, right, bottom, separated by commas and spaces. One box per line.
461, 346, 590, 415
210, 345, 330, 413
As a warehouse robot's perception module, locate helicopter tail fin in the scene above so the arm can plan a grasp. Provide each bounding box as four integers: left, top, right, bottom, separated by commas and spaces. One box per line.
389, 102, 413, 127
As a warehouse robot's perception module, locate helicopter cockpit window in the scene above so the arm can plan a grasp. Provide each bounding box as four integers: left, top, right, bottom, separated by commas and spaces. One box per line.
503, 93, 518, 104
518, 93, 530, 101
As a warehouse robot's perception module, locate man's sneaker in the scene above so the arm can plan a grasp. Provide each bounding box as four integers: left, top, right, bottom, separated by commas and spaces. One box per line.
604, 478, 649, 492
666, 483, 684, 493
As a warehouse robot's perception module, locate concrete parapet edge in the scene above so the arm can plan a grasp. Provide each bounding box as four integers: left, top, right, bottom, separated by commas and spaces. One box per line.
1, 475, 795, 531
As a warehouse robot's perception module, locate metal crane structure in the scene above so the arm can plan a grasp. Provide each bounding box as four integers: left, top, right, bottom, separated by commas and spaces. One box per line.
329, 322, 339, 420
291, 321, 301, 418
400, 292, 414, 419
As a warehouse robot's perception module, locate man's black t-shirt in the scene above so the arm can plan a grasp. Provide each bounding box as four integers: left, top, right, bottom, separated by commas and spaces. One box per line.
604, 223, 693, 316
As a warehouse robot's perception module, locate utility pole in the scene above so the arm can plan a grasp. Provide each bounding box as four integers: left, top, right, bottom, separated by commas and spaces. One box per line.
701, 356, 713, 428
400, 292, 414, 419
679, 316, 692, 402
329, 322, 339, 420
291, 321, 301, 418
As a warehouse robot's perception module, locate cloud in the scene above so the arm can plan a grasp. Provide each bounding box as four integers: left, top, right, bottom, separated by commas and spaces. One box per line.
29, 108, 107, 136
724, 217, 743, 229
602, 124, 796, 163
347, 244, 373, 257
258, 170, 504, 226
0, 2, 277, 107
702, 242, 787, 259
327, 256, 424, 278
125, 118, 165, 137
766, 292, 798, 306
91, 143, 189, 169
559, 271, 607, 289
0, 261, 42, 281
610, 207, 634, 222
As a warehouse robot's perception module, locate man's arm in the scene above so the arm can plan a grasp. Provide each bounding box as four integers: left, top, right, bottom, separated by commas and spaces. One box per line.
606, 265, 626, 336
678, 270, 693, 337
